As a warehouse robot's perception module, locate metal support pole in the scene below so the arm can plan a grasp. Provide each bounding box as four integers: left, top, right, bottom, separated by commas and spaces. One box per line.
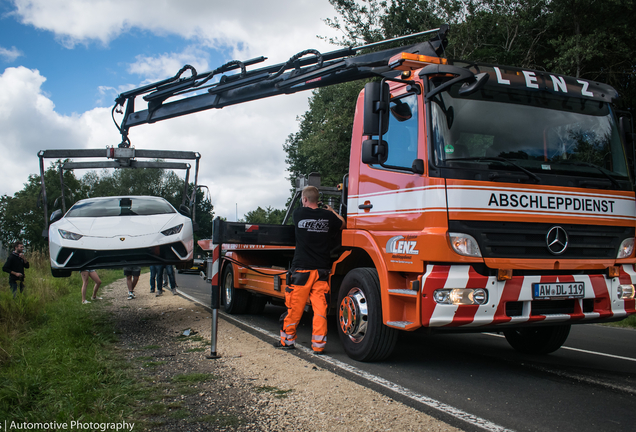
38, 153, 49, 238
182, 167, 190, 207
190, 156, 200, 222
58, 165, 66, 214
206, 243, 221, 359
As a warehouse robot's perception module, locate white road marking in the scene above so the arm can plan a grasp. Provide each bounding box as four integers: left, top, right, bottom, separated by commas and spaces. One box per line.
180, 291, 514, 432
486, 333, 636, 362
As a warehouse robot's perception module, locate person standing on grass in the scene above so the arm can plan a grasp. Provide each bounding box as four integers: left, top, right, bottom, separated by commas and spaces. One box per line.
3, 241, 30, 298
80, 270, 102, 304
123, 266, 141, 300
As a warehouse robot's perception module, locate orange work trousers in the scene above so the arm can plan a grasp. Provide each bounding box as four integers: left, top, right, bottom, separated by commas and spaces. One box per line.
279, 269, 330, 352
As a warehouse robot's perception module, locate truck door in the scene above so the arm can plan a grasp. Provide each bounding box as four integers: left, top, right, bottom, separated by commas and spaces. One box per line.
349, 89, 446, 270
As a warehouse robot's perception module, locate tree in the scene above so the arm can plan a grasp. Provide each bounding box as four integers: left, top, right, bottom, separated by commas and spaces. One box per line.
284, 80, 367, 189
244, 206, 286, 224
0, 163, 84, 250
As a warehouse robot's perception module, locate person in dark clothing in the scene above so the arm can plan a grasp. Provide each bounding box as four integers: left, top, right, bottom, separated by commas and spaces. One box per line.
3, 241, 30, 298
276, 186, 345, 354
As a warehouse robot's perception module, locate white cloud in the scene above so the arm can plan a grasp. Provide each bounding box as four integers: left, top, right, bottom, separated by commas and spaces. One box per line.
0, 46, 23, 62
127, 46, 211, 83
3, 0, 347, 219
0, 67, 89, 194
0, 65, 306, 221
11, 0, 342, 60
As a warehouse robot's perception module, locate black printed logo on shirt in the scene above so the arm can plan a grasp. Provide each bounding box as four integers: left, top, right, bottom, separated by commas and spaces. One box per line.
298, 219, 329, 232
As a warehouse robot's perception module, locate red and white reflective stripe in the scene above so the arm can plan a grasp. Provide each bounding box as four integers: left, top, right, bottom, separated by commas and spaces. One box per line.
421, 264, 636, 328
210, 243, 220, 287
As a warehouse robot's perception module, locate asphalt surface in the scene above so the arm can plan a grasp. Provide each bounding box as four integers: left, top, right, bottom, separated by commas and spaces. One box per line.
175, 271, 636, 432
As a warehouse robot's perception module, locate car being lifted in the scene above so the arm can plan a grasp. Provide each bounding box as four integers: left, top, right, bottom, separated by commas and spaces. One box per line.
48, 196, 194, 277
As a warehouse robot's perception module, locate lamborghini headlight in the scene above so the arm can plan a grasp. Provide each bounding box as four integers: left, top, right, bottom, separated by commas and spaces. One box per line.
161, 224, 183, 236
58, 229, 83, 241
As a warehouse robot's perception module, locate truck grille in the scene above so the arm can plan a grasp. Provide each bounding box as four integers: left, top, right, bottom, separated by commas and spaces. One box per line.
448, 220, 633, 259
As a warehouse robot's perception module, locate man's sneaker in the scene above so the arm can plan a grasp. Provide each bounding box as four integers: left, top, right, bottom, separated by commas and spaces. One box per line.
91, 296, 103, 300
312, 350, 325, 355
273, 341, 295, 350
156, 291, 163, 297
82, 300, 91, 304
171, 288, 177, 295
150, 290, 155, 293
128, 291, 136, 298
127, 294, 134, 300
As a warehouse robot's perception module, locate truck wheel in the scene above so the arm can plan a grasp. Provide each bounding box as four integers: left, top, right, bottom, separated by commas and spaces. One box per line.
503, 325, 571, 354
337, 268, 398, 362
51, 269, 72, 278
247, 295, 268, 314
222, 265, 249, 314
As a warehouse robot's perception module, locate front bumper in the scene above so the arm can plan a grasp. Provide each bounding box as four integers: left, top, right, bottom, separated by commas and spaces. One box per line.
420, 264, 636, 328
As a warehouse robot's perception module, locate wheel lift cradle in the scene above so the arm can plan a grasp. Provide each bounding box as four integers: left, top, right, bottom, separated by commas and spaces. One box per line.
38, 147, 202, 238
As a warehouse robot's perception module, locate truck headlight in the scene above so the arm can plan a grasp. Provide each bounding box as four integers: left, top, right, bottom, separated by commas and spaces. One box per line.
58, 229, 83, 241
161, 224, 183, 236
434, 288, 488, 305
449, 233, 482, 257
617, 238, 635, 259
617, 284, 635, 300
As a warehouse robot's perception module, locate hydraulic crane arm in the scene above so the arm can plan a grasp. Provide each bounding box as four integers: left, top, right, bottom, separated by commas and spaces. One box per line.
114, 26, 449, 147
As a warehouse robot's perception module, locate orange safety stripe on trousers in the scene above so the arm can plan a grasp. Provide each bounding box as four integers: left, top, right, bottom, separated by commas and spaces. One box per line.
280, 270, 330, 349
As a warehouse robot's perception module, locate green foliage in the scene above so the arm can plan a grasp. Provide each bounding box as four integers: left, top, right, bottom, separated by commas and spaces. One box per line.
283, 80, 367, 189
279, 0, 633, 195
0, 256, 132, 422
0, 251, 123, 363
243, 206, 286, 224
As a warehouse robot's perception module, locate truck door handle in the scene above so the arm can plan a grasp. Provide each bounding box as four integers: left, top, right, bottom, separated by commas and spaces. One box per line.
358, 203, 373, 210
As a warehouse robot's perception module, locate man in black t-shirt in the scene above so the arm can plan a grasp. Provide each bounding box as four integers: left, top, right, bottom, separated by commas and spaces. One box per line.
3, 241, 29, 298
276, 186, 345, 354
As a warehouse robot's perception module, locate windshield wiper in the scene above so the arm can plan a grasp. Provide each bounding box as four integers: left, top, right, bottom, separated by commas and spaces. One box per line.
554, 160, 621, 189
447, 157, 542, 183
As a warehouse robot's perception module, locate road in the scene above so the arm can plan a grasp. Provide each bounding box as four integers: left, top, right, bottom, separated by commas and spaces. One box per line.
175, 271, 636, 432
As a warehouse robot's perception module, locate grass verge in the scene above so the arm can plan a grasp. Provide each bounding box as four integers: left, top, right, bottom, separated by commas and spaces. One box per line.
0, 254, 139, 424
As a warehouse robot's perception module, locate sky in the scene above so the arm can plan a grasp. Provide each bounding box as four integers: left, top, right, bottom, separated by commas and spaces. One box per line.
0, 0, 345, 221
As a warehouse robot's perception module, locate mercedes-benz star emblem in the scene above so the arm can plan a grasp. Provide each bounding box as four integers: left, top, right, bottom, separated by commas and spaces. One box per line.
546, 226, 568, 255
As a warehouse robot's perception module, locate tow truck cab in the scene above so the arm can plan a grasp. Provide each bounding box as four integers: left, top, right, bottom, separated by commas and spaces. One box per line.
196, 51, 636, 362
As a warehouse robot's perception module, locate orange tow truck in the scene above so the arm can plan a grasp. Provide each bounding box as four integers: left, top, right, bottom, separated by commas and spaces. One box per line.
115, 26, 636, 361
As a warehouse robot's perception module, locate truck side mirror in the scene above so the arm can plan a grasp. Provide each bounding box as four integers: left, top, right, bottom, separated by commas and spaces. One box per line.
363, 82, 390, 136
361, 139, 388, 165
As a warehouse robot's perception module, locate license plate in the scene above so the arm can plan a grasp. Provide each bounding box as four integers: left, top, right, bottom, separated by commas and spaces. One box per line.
533, 282, 585, 300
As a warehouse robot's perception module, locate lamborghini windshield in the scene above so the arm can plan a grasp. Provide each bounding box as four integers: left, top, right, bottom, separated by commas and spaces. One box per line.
66, 197, 176, 217
430, 81, 631, 190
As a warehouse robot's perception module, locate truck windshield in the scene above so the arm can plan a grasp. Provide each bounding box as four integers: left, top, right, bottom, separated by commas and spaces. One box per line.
430, 84, 631, 190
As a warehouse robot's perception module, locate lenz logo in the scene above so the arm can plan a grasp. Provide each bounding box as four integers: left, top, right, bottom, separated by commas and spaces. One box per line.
386, 235, 419, 255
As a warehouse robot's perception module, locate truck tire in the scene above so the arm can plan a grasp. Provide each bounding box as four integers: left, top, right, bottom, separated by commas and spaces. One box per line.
222, 265, 249, 314
337, 268, 398, 362
247, 295, 268, 314
51, 268, 72, 278
503, 325, 571, 354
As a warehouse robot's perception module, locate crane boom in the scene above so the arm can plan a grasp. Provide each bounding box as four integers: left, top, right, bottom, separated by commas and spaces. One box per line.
114, 26, 449, 147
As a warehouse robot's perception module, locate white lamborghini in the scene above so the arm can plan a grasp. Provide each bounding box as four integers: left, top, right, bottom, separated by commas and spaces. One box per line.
48, 196, 194, 277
